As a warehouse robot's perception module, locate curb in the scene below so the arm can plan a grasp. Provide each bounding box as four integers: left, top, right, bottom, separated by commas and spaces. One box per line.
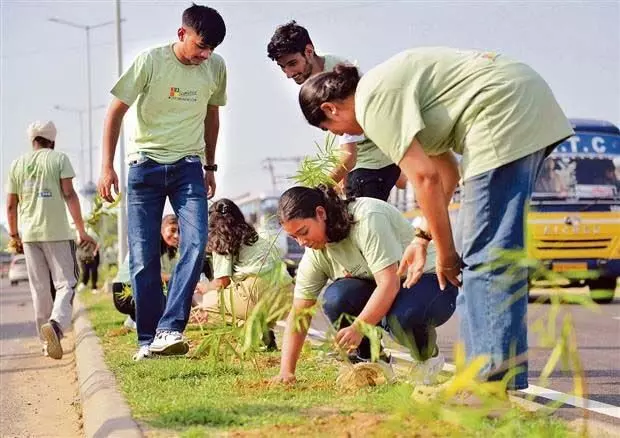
73, 294, 143, 438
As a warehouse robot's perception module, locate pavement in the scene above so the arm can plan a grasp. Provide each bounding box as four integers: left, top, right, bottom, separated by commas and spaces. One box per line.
0, 278, 142, 438
0, 279, 82, 437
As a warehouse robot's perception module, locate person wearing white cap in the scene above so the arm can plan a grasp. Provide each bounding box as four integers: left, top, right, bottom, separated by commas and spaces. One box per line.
6, 120, 96, 360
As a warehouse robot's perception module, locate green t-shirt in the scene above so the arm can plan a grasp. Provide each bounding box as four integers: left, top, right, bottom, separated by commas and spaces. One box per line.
212, 233, 293, 285
294, 197, 437, 301
355, 47, 574, 180
112, 44, 227, 164
115, 254, 130, 284
322, 55, 393, 172
161, 252, 179, 276
6, 149, 75, 243
114, 252, 178, 284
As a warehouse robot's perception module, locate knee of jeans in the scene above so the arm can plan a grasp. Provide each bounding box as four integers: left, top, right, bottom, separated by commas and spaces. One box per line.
426, 286, 458, 327
322, 289, 349, 322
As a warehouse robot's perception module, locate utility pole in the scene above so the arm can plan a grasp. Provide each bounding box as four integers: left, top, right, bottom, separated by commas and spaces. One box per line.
49, 17, 117, 192
114, 0, 128, 266
262, 156, 304, 193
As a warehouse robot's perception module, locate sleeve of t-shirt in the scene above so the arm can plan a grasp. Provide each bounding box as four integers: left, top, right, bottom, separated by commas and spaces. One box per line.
339, 133, 366, 145
110, 51, 152, 106
212, 252, 233, 279
6, 161, 19, 194
354, 212, 403, 274
208, 56, 227, 107
59, 154, 76, 179
356, 85, 425, 165
293, 250, 328, 301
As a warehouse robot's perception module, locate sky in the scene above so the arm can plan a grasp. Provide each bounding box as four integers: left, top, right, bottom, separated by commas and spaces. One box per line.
1, 0, 619, 224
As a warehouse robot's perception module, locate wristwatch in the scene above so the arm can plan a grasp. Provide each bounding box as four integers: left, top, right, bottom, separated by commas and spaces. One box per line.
9, 233, 19, 239
414, 227, 432, 242
203, 164, 218, 172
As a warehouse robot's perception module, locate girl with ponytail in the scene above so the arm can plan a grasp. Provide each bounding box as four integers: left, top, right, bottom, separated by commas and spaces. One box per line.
194, 199, 293, 349
273, 185, 457, 384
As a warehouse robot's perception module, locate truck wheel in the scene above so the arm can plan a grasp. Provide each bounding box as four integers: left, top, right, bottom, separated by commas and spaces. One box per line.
588, 277, 617, 304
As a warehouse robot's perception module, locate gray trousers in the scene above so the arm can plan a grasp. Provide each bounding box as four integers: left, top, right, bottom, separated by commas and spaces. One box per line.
23, 240, 79, 339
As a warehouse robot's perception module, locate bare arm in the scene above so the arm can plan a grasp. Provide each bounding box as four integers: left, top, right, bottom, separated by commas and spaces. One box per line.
98, 98, 129, 202
102, 98, 129, 171
61, 178, 88, 236
398, 139, 460, 289
204, 105, 220, 165
275, 298, 316, 382
6, 194, 19, 237
329, 142, 358, 184
416, 151, 460, 232
354, 264, 400, 325
335, 265, 401, 350
204, 105, 220, 198
399, 141, 456, 256
195, 276, 231, 293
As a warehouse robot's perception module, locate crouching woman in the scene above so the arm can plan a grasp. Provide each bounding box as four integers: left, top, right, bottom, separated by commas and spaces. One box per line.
195, 199, 294, 346
272, 186, 458, 384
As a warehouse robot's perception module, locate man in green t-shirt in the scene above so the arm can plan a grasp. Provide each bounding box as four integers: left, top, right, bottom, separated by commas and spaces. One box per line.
266, 21, 399, 201
97, 4, 227, 361
6, 120, 96, 360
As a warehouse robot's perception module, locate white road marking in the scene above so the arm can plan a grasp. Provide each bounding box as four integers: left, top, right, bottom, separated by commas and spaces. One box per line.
276, 322, 620, 419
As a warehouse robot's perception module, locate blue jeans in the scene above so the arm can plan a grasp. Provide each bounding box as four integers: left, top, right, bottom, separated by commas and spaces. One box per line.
322, 274, 457, 361
127, 155, 208, 346
455, 148, 549, 389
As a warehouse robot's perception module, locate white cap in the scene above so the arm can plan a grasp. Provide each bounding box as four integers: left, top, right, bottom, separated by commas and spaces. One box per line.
27, 120, 57, 143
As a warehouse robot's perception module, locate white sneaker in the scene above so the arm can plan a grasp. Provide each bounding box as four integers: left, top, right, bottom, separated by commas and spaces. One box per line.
77, 283, 86, 293
149, 330, 189, 355
133, 345, 152, 361
409, 353, 445, 385
123, 316, 136, 330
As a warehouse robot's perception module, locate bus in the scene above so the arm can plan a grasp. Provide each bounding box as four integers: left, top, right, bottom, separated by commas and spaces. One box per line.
528, 119, 620, 303
235, 192, 304, 275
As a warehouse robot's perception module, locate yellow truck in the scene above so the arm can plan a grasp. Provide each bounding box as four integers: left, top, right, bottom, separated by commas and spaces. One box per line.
527, 119, 619, 303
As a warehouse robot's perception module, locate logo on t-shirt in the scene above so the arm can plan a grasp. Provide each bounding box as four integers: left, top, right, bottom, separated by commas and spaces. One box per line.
39, 190, 52, 198
169, 87, 198, 102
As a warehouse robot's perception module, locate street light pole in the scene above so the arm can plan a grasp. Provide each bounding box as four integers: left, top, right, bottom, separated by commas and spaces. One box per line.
114, 0, 128, 266
49, 17, 118, 189
86, 26, 93, 183
53, 104, 105, 193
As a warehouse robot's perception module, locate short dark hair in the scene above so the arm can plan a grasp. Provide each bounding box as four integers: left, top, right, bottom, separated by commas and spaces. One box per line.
298, 64, 361, 128
182, 3, 226, 48
33, 136, 54, 149
267, 20, 313, 61
278, 185, 354, 243
207, 199, 259, 257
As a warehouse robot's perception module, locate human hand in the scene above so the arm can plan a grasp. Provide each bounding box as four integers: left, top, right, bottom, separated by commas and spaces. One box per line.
8, 236, 23, 254
436, 251, 463, 290
98, 167, 119, 203
78, 231, 97, 252
397, 239, 429, 288
194, 282, 209, 295
335, 325, 363, 352
270, 371, 297, 385
205, 171, 216, 199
